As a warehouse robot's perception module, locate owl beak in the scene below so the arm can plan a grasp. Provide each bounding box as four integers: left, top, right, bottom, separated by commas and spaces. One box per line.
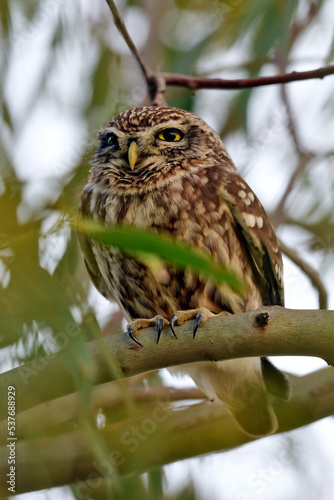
128, 141, 139, 170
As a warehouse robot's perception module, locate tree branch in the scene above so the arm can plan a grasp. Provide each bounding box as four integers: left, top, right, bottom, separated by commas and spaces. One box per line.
0, 383, 205, 441
104, 1, 334, 102
1, 307, 334, 421
161, 65, 334, 91
105, 0, 165, 105
279, 239, 328, 310
1, 366, 334, 496
271, 85, 315, 227
271, 153, 311, 228
105, 0, 152, 82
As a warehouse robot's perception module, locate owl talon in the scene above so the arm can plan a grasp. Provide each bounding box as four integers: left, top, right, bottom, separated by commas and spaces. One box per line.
127, 316, 170, 346
127, 325, 143, 347
193, 312, 206, 338
169, 308, 228, 339
156, 316, 164, 343
169, 314, 178, 338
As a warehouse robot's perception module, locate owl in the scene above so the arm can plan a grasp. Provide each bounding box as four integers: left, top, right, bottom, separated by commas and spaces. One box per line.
78, 106, 290, 437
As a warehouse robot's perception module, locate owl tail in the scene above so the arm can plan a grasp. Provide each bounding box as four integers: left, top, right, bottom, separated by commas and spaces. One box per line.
227, 385, 278, 437
185, 358, 280, 437
232, 357, 290, 436
229, 357, 290, 437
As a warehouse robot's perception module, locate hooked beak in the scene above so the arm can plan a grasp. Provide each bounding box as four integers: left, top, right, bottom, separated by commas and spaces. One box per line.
128, 141, 139, 170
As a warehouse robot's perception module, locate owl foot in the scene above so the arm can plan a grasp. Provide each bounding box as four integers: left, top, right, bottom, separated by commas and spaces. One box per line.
127, 315, 171, 346
170, 307, 230, 339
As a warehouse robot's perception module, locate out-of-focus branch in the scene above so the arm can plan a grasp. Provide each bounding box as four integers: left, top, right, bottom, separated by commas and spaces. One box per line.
280, 85, 304, 154
271, 152, 312, 228
271, 86, 314, 227
1, 307, 334, 420
2, 367, 334, 496
290, 0, 319, 43
279, 239, 328, 310
0, 383, 205, 441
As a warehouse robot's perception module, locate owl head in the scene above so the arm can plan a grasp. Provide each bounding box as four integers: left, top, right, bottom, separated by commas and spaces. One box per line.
90, 106, 234, 194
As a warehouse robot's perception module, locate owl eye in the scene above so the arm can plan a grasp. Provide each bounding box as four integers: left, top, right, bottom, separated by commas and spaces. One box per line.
157, 128, 184, 142
103, 132, 119, 150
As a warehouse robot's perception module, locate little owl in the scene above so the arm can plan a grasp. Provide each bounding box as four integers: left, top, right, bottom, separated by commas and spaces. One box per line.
79, 106, 289, 437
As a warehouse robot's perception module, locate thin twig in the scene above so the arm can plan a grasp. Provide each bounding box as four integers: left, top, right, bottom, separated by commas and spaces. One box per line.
105, 0, 151, 81
271, 154, 311, 228
279, 239, 328, 310
161, 65, 334, 91
291, 0, 319, 43
150, 74, 166, 106
280, 84, 304, 153
104, 1, 334, 102
105, 0, 164, 103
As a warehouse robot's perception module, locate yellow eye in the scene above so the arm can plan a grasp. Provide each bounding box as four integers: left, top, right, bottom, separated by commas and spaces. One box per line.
157, 128, 184, 142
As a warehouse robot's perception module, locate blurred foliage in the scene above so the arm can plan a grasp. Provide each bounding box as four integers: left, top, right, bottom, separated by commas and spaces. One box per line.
79, 221, 243, 292
0, 0, 333, 498
70, 471, 198, 500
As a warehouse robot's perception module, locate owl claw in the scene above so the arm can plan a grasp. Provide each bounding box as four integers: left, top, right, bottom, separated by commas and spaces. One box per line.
193, 312, 206, 338
127, 316, 170, 346
169, 308, 229, 339
127, 325, 143, 347
156, 316, 164, 343
169, 314, 178, 339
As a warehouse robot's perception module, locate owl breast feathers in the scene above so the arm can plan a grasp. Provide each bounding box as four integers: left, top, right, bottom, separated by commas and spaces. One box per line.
79, 106, 289, 437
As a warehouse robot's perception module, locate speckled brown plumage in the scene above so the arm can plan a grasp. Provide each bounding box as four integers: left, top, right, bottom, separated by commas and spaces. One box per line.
78, 106, 289, 437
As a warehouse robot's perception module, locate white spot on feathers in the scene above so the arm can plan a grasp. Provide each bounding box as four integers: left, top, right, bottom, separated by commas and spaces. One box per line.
256, 216, 263, 228
243, 212, 256, 228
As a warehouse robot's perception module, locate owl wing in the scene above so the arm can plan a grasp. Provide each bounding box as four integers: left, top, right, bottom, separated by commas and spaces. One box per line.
220, 170, 284, 307
221, 171, 290, 401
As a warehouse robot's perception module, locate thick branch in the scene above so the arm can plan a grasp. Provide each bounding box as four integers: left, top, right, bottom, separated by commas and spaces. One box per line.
161, 65, 334, 91
0, 307, 333, 421
0, 383, 205, 441
1, 367, 334, 496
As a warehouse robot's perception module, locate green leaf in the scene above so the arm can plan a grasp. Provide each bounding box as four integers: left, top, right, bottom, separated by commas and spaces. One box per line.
77, 221, 243, 293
